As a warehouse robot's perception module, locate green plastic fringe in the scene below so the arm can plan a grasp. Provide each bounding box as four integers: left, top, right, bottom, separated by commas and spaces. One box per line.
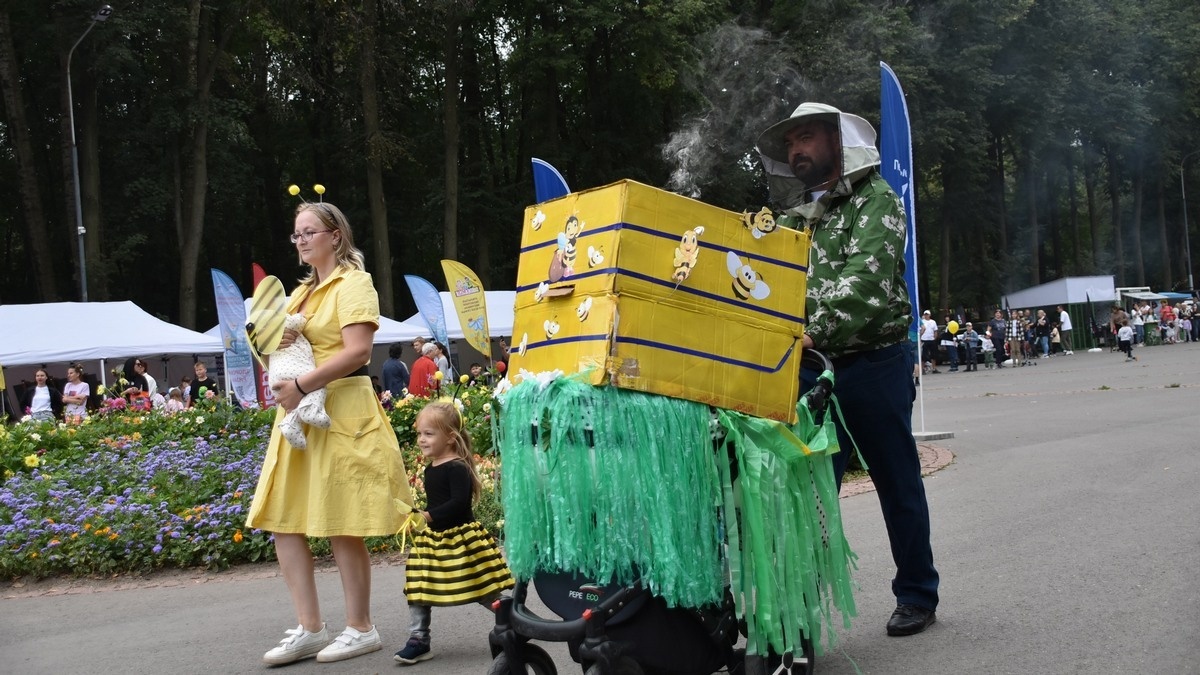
498, 375, 724, 608
497, 374, 856, 655
717, 388, 858, 658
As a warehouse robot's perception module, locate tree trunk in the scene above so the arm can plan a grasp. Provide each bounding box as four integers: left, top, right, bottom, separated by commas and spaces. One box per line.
938, 162, 952, 311
1131, 168, 1144, 286
992, 134, 1008, 254
80, 67, 106, 299
360, 0, 394, 316
1083, 140, 1100, 270
0, 8, 58, 301
1047, 167, 1062, 278
1025, 147, 1040, 286
176, 1, 237, 328
1156, 178, 1172, 289
1066, 147, 1079, 273
441, 12, 461, 261
1105, 144, 1124, 287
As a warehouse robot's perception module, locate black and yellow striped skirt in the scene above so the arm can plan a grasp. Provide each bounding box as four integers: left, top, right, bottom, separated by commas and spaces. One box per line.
404, 521, 514, 606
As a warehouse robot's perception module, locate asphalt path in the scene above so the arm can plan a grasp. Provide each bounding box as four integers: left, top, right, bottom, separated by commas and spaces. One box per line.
2, 343, 1198, 674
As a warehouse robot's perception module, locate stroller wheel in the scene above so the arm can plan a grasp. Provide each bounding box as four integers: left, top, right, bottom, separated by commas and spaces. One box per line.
743, 642, 815, 675
487, 643, 557, 675
583, 655, 642, 675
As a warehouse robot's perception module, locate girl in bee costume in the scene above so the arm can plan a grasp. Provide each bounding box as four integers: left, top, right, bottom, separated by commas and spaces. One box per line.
396, 401, 514, 665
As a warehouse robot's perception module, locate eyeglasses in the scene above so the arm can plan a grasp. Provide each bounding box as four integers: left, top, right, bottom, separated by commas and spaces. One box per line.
290, 229, 334, 244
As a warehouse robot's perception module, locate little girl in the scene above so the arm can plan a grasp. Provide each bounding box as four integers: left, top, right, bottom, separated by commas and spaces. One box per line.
394, 401, 513, 665
164, 388, 186, 414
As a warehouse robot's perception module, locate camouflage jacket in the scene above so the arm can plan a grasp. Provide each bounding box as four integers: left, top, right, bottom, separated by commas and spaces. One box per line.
777, 171, 912, 358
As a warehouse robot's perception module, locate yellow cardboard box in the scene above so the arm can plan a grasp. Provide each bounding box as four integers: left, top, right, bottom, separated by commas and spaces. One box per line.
507, 180, 809, 422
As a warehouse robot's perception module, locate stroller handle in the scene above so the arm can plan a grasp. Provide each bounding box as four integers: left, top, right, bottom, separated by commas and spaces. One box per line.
799, 348, 834, 413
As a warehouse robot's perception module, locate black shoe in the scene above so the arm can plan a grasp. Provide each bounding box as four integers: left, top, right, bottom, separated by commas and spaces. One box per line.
886, 604, 936, 636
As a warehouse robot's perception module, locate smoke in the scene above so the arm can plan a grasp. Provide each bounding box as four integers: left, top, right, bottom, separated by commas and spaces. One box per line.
662, 23, 812, 198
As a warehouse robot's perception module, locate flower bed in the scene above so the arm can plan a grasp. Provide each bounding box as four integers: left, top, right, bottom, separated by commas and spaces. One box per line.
0, 383, 501, 580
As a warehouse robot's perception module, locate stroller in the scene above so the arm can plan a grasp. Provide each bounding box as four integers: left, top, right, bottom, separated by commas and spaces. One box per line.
488, 350, 843, 675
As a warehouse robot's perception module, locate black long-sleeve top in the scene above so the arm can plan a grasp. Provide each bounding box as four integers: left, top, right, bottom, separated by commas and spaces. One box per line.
424, 460, 475, 532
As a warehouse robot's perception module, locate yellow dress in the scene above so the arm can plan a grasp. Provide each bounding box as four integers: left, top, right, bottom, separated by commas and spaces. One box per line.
246, 266, 413, 536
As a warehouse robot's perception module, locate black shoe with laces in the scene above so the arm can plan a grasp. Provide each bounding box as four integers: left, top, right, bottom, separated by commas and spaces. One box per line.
886, 604, 936, 636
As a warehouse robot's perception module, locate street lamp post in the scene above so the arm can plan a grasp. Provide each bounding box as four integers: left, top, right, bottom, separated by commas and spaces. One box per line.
66, 4, 113, 302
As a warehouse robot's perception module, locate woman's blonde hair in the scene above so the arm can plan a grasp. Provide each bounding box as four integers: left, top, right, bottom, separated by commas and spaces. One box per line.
295, 202, 366, 286
415, 401, 481, 500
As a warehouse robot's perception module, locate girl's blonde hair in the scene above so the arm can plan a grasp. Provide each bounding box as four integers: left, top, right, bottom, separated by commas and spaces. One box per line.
416, 401, 481, 500
295, 202, 367, 286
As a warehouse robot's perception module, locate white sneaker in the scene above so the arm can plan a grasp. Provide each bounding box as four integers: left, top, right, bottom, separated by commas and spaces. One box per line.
316, 625, 382, 663
263, 623, 329, 665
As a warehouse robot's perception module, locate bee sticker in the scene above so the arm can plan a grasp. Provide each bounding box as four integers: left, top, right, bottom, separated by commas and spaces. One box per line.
576, 297, 592, 321
534, 281, 550, 303
741, 206, 778, 239
587, 245, 605, 268
518, 333, 529, 356
672, 226, 705, 284
544, 317, 561, 340
550, 215, 585, 281
530, 210, 546, 231
727, 251, 770, 301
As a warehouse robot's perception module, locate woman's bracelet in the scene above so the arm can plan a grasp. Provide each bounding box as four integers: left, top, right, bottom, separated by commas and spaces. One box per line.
294, 378, 308, 396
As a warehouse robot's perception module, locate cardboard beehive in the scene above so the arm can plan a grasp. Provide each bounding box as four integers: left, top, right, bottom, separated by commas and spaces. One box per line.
507, 180, 809, 422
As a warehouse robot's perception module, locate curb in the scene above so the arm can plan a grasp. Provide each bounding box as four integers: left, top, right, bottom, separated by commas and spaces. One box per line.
839, 443, 954, 499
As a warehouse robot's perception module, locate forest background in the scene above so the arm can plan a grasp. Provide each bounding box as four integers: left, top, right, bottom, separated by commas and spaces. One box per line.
1, 0, 1198, 329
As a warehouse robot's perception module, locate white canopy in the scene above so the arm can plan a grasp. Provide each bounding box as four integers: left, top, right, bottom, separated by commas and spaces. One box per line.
203, 303, 428, 345
401, 290, 516, 339
0, 301, 223, 367
1001, 276, 1116, 309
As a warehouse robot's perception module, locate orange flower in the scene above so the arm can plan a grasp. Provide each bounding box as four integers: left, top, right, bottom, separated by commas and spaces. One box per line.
232, 530, 244, 544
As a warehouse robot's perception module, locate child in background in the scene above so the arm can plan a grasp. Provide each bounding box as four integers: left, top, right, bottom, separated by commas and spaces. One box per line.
165, 388, 186, 413
981, 328, 996, 369
395, 402, 513, 665
1117, 321, 1137, 362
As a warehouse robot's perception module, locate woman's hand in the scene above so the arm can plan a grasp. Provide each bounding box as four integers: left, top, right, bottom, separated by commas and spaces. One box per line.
271, 378, 303, 412
277, 328, 299, 351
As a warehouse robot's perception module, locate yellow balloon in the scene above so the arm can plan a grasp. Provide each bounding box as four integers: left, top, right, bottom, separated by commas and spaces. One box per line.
947, 320, 959, 334
287, 184, 300, 196
313, 184, 326, 195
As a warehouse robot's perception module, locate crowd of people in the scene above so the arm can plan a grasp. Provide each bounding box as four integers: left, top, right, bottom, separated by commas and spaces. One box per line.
10, 359, 222, 422
918, 299, 1196, 377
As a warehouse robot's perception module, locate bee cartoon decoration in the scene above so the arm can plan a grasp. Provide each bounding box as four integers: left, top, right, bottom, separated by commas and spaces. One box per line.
587, 245, 605, 268
533, 281, 550, 303
550, 215, 585, 281
727, 251, 770, 301
672, 226, 705, 284
530, 210, 546, 231
741, 206, 778, 239
544, 317, 561, 340
575, 297, 592, 321
517, 333, 529, 356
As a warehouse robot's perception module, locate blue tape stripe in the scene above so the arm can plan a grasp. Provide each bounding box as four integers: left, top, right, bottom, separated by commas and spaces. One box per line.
521, 335, 799, 374
520, 221, 808, 273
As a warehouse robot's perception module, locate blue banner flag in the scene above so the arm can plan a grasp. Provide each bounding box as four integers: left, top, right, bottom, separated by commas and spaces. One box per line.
880, 61, 921, 342
531, 157, 570, 203
210, 269, 258, 406
404, 275, 449, 346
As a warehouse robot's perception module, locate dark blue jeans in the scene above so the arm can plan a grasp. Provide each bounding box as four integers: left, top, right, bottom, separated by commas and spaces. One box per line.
803, 342, 939, 611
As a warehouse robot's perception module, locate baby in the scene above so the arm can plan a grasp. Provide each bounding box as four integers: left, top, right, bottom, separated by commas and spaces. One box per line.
268, 314, 331, 449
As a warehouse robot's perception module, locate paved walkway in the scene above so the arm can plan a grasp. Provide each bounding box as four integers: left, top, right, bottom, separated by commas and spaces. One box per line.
840, 442, 954, 498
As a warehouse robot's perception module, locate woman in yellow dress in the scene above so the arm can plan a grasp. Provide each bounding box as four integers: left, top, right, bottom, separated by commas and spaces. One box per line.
246, 201, 413, 665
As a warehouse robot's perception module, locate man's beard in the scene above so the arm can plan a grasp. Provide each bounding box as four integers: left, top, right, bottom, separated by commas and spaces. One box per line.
790, 155, 837, 189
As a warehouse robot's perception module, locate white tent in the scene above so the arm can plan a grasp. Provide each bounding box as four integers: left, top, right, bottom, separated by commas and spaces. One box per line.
1001, 275, 1116, 309
203, 302, 427, 345
1, 301, 223, 366
400, 290, 516, 339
